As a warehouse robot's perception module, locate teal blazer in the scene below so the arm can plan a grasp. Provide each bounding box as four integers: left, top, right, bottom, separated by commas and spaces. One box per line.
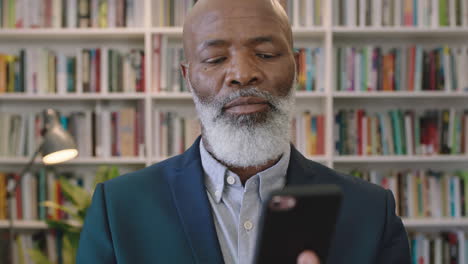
77, 137, 411, 263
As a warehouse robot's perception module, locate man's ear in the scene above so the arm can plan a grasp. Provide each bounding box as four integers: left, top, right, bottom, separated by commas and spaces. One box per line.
180, 62, 188, 79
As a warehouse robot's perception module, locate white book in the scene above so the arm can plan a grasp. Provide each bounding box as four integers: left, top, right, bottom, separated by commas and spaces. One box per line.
91, 0, 99, 27
126, 0, 135, 27
174, 115, 181, 155
385, 113, 394, 155
414, 46, 423, 91
46, 232, 57, 263
394, 0, 402, 26
76, 48, 83, 93
57, 53, 67, 95
160, 36, 169, 91
443, 47, 453, 91
108, 0, 116, 27
306, 0, 314, 27
354, 49, 361, 92
455, 47, 464, 92
152, 35, 162, 92
84, 111, 93, 157
464, 0, 468, 27
359, 0, 366, 26
101, 109, 111, 158
454, 176, 461, 217
428, 177, 437, 217
348, 0, 357, 26
134, 0, 144, 27
316, 48, 325, 91
21, 172, 31, 220
404, 113, 413, 155
16, 114, 27, 156
457, 231, 466, 264
449, 0, 456, 26
431, 0, 439, 27
422, 238, 430, 264
382, 0, 391, 26
67, 0, 78, 28
100, 47, 109, 94
25, 49, 33, 94
293, 0, 300, 27
434, 237, 442, 264
94, 103, 103, 157
154, 109, 161, 157
465, 114, 468, 154
53, 0, 62, 28
360, 115, 366, 154
418, 0, 426, 27
373, 0, 382, 26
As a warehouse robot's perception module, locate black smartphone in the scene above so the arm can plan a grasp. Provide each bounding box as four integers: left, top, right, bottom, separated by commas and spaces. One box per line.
253, 185, 343, 264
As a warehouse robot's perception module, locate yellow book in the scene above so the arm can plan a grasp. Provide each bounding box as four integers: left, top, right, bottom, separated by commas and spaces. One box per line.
310, 117, 317, 155
48, 52, 56, 93
0, 55, 6, 93
0, 173, 5, 219
6, 55, 15, 93
99, 0, 108, 28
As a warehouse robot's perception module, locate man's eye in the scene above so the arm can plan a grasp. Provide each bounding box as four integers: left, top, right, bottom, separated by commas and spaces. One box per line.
205, 57, 226, 64
257, 53, 276, 59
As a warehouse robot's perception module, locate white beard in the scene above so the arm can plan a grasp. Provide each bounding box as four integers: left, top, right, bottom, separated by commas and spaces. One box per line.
187, 72, 296, 168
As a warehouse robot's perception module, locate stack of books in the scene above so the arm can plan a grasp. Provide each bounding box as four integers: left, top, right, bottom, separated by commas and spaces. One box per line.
285, 0, 323, 28
336, 45, 468, 92
335, 0, 468, 27
0, 47, 146, 94
351, 169, 468, 218
0, 0, 144, 28
335, 108, 468, 156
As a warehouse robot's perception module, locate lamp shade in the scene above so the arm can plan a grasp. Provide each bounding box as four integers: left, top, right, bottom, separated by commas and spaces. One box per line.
41, 109, 78, 165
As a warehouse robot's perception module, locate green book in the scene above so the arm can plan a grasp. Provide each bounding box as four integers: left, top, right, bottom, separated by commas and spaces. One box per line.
7, 0, 13, 28
457, 171, 468, 216
398, 110, 407, 155
439, 0, 449, 26
390, 110, 403, 155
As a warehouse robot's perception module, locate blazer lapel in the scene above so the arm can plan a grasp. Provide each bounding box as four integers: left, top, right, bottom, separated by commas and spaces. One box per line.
285, 145, 319, 185
166, 137, 224, 264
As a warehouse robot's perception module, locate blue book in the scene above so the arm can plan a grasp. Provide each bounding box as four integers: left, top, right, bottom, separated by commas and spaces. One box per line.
378, 113, 388, 155
60, 116, 68, 131
305, 48, 314, 91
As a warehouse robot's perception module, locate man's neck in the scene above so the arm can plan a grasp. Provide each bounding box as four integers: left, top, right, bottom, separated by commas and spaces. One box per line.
202, 138, 281, 185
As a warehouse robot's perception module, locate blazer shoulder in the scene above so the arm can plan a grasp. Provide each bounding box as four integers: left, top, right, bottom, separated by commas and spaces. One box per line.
101, 154, 186, 191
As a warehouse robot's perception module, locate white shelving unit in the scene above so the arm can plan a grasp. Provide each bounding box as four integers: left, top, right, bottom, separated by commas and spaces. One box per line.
1, 0, 468, 231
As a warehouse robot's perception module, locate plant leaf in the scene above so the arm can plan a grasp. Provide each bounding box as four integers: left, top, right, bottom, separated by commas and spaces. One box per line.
28, 248, 53, 264
45, 219, 81, 234
40, 201, 79, 220
62, 235, 76, 264
107, 166, 120, 181
59, 177, 91, 210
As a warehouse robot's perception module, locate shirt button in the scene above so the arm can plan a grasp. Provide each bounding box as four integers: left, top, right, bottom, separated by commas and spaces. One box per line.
227, 176, 235, 185
215, 190, 221, 197
244, 220, 253, 231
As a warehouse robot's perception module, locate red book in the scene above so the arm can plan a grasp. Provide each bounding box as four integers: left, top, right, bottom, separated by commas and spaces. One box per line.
153, 35, 162, 92
316, 115, 325, 155
96, 49, 101, 93
56, 181, 64, 219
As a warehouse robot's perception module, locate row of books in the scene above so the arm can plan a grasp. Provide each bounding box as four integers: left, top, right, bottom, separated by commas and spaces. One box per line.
152, 0, 195, 27
410, 231, 467, 264
0, 47, 145, 94
0, 169, 92, 221
0, 105, 145, 158
285, 0, 323, 28
153, 111, 200, 158
0, 0, 144, 29
335, 0, 468, 28
335, 109, 468, 156
292, 113, 326, 156
7, 231, 63, 264
351, 169, 468, 218
295, 47, 325, 92
336, 45, 468, 92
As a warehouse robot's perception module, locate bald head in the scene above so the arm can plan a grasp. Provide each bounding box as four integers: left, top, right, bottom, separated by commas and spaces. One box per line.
182, 0, 293, 62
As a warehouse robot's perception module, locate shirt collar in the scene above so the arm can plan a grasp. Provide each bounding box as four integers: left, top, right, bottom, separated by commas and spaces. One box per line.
200, 139, 290, 204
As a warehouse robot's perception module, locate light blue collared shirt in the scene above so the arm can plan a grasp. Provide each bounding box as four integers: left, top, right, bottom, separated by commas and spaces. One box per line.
200, 140, 290, 264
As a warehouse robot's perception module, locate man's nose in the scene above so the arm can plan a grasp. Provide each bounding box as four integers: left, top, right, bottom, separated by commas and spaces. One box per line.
225, 55, 263, 88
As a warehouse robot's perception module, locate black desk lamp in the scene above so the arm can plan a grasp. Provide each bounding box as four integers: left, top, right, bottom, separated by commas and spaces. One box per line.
5, 109, 78, 262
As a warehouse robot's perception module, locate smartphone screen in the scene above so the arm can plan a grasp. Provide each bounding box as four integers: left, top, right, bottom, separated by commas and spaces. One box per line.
253, 185, 342, 264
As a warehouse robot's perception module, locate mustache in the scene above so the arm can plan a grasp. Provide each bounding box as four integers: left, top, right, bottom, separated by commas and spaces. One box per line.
210, 88, 279, 114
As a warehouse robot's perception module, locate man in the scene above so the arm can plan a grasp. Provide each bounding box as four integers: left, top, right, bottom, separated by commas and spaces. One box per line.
77, 0, 411, 263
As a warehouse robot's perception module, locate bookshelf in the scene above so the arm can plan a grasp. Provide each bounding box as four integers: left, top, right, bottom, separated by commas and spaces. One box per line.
1, 1, 468, 261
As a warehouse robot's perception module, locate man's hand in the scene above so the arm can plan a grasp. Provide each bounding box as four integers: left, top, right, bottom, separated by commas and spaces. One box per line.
297, 250, 320, 264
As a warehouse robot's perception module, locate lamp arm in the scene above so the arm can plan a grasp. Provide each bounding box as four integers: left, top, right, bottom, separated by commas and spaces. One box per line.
6, 142, 44, 199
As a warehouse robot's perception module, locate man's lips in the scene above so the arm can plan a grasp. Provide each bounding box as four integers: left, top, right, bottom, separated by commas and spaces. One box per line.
223, 96, 271, 114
